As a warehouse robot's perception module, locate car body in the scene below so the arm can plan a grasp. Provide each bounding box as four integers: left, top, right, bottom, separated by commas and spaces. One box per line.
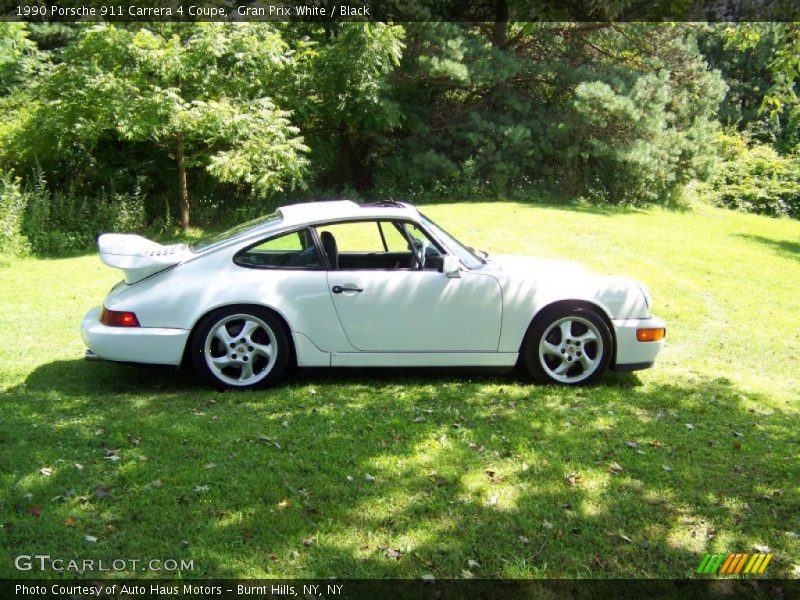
81, 200, 666, 388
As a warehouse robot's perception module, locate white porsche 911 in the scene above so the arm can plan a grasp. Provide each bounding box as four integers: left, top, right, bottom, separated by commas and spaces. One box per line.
81, 200, 665, 389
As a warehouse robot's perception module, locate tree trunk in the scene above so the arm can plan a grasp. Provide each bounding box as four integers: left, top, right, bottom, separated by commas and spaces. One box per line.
338, 124, 355, 189
177, 132, 190, 230
492, 0, 508, 48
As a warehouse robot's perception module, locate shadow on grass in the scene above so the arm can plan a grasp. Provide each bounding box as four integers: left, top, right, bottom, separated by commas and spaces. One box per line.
14, 358, 200, 396
2, 360, 798, 579
16, 357, 644, 400
736, 233, 800, 260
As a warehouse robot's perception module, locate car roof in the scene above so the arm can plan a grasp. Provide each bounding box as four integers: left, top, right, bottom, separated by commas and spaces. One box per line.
190, 200, 424, 256
277, 200, 420, 228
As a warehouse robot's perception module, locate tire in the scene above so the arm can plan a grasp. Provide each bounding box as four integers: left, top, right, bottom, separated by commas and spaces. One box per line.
521, 305, 612, 385
191, 306, 290, 390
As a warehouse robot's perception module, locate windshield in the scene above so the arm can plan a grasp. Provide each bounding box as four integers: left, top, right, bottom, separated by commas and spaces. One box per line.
190, 212, 281, 253
420, 214, 485, 270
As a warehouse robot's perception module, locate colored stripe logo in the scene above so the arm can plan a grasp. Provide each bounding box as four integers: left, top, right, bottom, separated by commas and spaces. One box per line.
697, 553, 772, 574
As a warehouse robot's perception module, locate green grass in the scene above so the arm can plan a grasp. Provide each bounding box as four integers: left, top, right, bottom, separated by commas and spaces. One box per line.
1, 201, 798, 579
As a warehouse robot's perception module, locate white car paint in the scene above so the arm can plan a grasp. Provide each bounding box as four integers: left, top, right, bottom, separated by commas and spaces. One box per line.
98, 234, 188, 284
82, 200, 665, 383
81, 306, 188, 365
327, 269, 502, 351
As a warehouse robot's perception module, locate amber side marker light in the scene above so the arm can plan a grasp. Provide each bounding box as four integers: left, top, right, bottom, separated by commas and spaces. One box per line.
100, 307, 140, 327
636, 327, 665, 342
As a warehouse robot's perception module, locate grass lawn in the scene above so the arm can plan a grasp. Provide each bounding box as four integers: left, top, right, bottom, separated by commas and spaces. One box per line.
0, 201, 798, 579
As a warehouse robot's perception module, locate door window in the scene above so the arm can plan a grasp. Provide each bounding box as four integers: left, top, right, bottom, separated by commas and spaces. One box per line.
403, 222, 445, 270
316, 221, 386, 253
315, 220, 444, 270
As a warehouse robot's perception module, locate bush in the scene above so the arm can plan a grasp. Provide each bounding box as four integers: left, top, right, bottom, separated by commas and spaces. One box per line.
190, 193, 285, 231
0, 172, 31, 256
4, 171, 148, 257
706, 133, 800, 219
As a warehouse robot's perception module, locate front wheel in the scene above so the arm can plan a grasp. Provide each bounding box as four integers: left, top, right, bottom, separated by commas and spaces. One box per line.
522, 306, 612, 385
192, 307, 290, 390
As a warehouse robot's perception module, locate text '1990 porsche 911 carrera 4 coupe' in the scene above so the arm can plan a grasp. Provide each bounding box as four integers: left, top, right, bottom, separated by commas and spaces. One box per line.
82, 200, 665, 389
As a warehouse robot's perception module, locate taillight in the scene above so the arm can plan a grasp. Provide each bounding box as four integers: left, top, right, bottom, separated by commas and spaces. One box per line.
100, 307, 140, 327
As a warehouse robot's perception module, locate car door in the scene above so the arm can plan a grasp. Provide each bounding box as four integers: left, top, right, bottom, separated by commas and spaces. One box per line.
317, 220, 502, 352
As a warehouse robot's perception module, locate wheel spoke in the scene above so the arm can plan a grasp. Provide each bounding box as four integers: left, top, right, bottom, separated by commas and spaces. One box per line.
578, 353, 594, 371
211, 355, 232, 369
559, 321, 573, 343
252, 343, 272, 360
239, 319, 259, 340
553, 360, 570, 376
239, 361, 255, 381
214, 325, 233, 346
575, 330, 597, 344
542, 341, 562, 357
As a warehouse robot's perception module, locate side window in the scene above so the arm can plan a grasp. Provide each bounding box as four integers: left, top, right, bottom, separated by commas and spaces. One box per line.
316, 221, 385, 253
235, 229, 322, 269
402, 222, 444, 270
381, 222, 410, 252
314, 220, 444, 270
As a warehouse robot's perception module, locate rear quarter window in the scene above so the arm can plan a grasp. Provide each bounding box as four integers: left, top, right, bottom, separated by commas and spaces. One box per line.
234, 229, 322, 269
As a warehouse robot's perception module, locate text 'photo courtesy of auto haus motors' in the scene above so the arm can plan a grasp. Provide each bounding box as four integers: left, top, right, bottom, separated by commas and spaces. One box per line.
81, 200, 666, 390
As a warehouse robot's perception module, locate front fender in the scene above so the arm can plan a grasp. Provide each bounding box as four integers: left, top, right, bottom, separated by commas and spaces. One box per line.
497, 274, 649, 353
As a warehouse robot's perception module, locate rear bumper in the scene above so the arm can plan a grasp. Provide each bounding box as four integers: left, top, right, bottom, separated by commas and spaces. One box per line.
611, 316, 666, 372
81, 306, 189, 366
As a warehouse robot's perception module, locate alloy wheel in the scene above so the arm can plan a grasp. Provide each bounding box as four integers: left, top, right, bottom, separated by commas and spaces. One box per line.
203, 314, 278, 387
538, 315, 604, 384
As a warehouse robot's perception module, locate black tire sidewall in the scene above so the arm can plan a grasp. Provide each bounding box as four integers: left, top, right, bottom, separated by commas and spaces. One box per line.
191, 306, 290, 390
523, 306, 613, 385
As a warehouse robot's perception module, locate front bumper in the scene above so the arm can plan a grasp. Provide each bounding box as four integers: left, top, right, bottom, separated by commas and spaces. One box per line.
81, 306, 189, 366
611, 316, 666, 372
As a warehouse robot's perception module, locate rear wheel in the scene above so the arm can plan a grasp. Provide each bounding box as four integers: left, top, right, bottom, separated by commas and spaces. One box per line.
522, 305, 612, 385
192, 307, 289, 390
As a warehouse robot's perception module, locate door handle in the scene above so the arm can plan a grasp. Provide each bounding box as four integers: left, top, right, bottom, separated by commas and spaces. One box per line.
332, 285, 364, 294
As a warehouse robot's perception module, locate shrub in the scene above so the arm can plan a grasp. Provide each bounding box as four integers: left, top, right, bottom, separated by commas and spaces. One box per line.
0, 172, 31, 256
17, 172, 148, 256
707, 133, 800, 219
190, 193, 285, 231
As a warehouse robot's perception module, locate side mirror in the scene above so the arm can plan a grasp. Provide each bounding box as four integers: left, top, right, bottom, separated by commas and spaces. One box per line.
440, 255, 461, 278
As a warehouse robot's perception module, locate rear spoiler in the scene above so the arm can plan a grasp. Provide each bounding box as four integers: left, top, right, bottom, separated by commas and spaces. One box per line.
98, 234, 187, 284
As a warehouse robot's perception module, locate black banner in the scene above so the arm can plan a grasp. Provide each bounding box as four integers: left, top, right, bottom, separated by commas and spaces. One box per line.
3, 0, 800, 22
2, 579, 798, 600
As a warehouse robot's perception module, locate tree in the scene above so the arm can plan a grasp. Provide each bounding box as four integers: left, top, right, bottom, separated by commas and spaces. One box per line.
21, 23, 308, 229
725, 24, 800, 149
280, 22, 405, 191
0, 23, 44, 96
0, 24, 48, 186
368, 23, 725, 204
698, 24, 787, 148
